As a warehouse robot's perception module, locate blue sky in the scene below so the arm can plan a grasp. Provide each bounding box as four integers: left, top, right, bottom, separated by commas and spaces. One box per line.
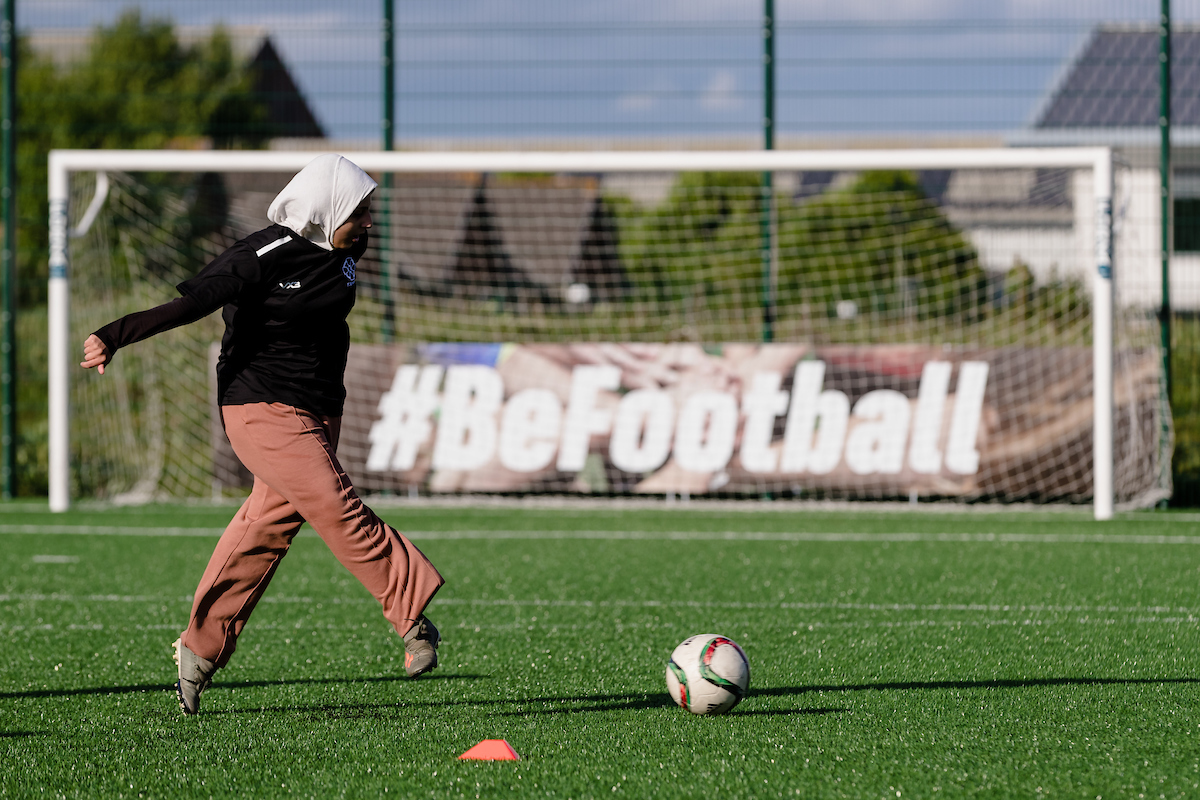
21, 1, 1200, 144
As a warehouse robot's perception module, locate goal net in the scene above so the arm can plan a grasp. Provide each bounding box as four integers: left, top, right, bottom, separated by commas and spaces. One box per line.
49, 148, 1170, 517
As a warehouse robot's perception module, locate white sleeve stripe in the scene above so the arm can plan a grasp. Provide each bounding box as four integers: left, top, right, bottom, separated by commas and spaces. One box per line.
255, 235, 293, 257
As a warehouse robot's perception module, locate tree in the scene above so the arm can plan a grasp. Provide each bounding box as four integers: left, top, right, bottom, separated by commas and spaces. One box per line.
617, 171, 765, 308
5, 12, 271, 495
13, 10, 269, 304
775, 170, 986, 323
617, 170, 988, 329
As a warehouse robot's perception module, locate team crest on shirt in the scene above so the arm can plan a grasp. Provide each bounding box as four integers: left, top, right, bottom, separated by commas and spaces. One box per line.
342, 257, 356, 286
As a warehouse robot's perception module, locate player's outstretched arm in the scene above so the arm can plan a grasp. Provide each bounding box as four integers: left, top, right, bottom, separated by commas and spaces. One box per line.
80, 334, 111, 375
80, 292, 217, 379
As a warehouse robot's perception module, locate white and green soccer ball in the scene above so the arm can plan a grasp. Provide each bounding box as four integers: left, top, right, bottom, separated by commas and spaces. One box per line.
665, 634, 749, 715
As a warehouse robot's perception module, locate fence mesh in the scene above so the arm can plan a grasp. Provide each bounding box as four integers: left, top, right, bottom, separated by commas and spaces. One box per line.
13, 0, 1194, 502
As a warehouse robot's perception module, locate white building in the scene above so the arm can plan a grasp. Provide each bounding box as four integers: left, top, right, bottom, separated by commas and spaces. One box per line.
1011, 24, 1200, 311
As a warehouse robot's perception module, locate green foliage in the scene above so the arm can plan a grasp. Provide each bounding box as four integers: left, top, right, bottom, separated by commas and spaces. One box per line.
13, 10, 268, 305
776, 171, 986, 321
849, 168, 920, 194
5, 12, 270, 496
1000, 259, 1090, 337
1171, 315, 1200, 506
616, 171, 990, 330
617, 171, 765, 308
26, 14, 257, 150
15, 305, 47, 497
609, 171, 1096, 347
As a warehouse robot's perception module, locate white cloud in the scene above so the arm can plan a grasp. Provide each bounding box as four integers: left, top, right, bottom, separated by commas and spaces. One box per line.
700, 70, 741, 111
778, 0, 963, 21
617, 92, 658, 112
616, 75, 677, 114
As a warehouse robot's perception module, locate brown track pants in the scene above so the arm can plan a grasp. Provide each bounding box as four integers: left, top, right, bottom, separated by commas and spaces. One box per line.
181, 402, 444, 667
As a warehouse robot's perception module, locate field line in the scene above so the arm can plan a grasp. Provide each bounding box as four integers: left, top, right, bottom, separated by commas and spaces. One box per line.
0, 524, 227, 537
429, 597, 1200, 617
404, 530, 1200, 545
1, 524, 1199, 545
3, 614, 1196, 636
2, 591, 1196, 618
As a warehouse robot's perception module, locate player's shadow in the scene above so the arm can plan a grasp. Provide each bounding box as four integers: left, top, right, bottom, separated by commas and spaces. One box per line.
489, 691, 843, 717
488, 675, 1200, 717
7, 675, 1196, 719
491, 691, 676, 715
0, 672, 486, 702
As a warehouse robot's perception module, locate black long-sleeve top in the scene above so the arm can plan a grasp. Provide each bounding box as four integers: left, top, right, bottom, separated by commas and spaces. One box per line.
94, 225, 369, 417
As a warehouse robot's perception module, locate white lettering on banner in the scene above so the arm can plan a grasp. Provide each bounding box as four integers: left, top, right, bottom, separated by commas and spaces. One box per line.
945, 361, 990, 474
610, 390, 675, 474
366, 365, 444, 472
498, 389, 562, 473
432, 366, 504, 471
556, 365, 621, 472
740, 372, 790, 473
808, 391, 850, 475
366, 356, 991, 479
908, 361, 953, 474
674, 391, 738, 473
779, 361, 849, 475
845, 390, 911, 475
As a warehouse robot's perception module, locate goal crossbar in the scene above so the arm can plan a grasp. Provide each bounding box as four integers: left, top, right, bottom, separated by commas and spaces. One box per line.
47, 147, 1116, 517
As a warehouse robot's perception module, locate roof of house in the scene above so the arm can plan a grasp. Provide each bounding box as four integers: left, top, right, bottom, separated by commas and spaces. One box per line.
247, 38, 323, 139
385, 177, 626, 303
386, 178, 479, 293
486, 182, 605, 288
1036, 25, 1200, 129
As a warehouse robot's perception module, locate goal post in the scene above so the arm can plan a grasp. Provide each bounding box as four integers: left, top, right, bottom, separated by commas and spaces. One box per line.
48, 147, 1132, 517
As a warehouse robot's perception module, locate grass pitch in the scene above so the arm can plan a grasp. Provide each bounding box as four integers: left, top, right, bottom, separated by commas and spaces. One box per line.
1, 501, 1198, 798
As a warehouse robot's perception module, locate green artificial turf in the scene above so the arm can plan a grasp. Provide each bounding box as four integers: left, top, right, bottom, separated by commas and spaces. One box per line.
1, 502, 1198, 798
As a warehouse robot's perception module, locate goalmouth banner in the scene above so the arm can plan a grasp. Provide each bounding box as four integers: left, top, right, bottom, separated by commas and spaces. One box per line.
212, 342, 1160, 501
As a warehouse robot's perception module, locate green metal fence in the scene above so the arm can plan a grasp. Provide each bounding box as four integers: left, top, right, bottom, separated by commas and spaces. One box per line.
5, 0, 1197, 502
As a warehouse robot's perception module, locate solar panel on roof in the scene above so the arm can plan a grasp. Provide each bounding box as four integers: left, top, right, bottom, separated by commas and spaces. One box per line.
1037, 28, 1200, 129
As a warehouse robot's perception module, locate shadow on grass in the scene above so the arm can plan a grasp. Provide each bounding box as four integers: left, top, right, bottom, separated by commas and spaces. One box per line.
489, 676, 1200, 717
208, 701, 418, 719
491, 692, 846, 717
202, 690, 846, 719
0, 672, 486, 701
491, 692, 676, 715
6, 675, 1196, 716
0, 731, 46, 738
732, 708, 845, 717
788, 676, 1200, 694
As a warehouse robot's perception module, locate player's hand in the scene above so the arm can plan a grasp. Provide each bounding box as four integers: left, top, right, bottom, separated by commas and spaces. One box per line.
80, 334, 111, 375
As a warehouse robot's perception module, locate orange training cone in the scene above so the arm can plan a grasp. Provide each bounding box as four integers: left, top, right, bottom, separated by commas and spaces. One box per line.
459, 739, 520, 761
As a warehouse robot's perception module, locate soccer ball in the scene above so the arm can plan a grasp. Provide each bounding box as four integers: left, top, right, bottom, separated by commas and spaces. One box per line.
665, 634, 750, 715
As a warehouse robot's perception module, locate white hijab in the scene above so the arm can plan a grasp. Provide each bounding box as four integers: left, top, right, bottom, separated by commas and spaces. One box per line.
267, 154, 378, 251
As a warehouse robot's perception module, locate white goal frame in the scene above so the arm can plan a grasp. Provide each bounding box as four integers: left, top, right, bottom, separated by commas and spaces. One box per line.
47, 147, 1116, 517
